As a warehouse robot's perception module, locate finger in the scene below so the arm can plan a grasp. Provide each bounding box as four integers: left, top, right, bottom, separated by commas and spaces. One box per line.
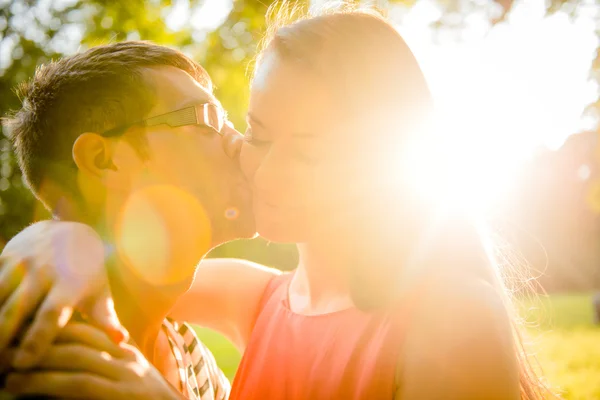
118, 342, 143, 362
87, 293, 129, 344
5, 371, 120, 400
0, 258, 25, 307
36, 343, 128, 380
0, 348, 16, 374
55, 322, 130, 359
13, 285, 74, 369
0, 273, 49, 356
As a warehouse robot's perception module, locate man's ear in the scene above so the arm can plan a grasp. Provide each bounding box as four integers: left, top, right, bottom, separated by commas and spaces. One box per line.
72, 133, 117, 177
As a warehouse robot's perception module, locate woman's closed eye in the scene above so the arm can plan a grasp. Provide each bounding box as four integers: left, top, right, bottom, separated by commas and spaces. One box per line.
244, 127, 272, 147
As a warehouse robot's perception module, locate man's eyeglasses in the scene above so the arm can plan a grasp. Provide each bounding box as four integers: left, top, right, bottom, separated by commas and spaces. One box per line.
101, 103, 225, 137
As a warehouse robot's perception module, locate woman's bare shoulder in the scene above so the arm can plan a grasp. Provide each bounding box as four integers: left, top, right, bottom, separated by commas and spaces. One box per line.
396, 274, 520, 400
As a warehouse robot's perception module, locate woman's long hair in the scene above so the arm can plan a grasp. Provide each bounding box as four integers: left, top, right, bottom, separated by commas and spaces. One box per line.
254, 2, 554, 399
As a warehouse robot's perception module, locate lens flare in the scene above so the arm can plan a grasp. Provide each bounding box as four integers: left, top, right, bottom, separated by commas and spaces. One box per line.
224, 207, 239, 220
115, 185, 212, 286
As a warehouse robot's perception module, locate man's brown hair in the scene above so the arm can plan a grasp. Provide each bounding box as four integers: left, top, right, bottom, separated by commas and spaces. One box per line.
5, 41, 211, 207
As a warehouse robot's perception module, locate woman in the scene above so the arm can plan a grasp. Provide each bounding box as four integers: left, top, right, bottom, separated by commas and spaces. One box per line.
227, 4, 549, 400
1, 3, 552, 400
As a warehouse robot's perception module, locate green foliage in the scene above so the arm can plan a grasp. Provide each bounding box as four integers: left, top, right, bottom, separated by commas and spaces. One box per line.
518, 293, 600, 400
200, 0, 280, 130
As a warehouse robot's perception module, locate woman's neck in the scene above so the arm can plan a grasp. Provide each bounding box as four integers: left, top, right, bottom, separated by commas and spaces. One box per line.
290, 242, 354, 315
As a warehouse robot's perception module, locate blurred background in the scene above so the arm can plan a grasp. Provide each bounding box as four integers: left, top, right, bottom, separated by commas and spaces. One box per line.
1, 0, 600, 398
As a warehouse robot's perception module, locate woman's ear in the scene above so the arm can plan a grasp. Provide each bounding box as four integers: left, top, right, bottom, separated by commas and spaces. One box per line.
72, 133, 117, 177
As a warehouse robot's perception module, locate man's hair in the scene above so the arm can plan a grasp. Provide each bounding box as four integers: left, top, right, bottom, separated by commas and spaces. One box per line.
4, 41, 212, 208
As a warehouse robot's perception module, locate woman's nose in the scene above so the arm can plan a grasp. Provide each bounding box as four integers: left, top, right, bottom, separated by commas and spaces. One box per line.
221, 122, 244, 161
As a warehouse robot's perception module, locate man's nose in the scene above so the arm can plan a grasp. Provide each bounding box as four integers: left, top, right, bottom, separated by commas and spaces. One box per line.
221, 122, 244, 161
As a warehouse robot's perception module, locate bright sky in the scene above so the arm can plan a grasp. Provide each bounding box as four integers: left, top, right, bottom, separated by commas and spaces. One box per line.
166, 0, 233, 32
406, 0, 598, 150
395, 0, 598, 210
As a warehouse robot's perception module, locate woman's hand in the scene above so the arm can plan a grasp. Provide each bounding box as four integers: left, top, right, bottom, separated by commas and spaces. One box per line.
0, 220, 126, 369
1, 322, 182, 400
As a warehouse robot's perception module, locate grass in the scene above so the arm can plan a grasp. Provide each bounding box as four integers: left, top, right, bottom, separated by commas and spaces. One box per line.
518, 293, 600, 399
193, 327, 242, 380
195, 293, 600, 399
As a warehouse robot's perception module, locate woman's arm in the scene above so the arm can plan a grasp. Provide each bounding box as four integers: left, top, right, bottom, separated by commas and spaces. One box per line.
396, 276, 520, 400
168, 258, 280, 350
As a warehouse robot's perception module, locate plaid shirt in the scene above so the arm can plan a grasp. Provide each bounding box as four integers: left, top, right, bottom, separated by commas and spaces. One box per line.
163, 318, 230, 400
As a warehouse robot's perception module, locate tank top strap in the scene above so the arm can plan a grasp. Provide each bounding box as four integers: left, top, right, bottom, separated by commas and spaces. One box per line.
257, 272, 292, 311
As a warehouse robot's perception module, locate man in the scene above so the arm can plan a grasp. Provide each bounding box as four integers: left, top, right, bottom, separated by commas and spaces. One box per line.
0, 41, 274, 398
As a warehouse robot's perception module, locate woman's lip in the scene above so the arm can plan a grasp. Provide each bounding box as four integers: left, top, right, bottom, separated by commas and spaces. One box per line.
257, 199, 279, 209
254, 197, 303, 211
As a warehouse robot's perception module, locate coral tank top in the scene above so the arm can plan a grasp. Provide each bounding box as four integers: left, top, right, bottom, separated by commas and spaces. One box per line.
229, 273, 412, 400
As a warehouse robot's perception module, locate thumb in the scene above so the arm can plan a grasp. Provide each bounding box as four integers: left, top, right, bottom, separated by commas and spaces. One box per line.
87, 292, 129, 344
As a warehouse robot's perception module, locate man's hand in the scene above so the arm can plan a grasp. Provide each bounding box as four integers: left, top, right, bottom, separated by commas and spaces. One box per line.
1, 322, 182, 400
0, 221, 127, 369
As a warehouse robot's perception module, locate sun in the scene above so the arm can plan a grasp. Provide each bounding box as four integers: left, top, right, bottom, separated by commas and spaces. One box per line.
402, 73, 528, 217
401, 125, 519, 218
396, 3, 597, 217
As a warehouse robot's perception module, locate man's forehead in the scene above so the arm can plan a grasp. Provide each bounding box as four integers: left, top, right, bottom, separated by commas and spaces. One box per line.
143, 66, 218, 115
